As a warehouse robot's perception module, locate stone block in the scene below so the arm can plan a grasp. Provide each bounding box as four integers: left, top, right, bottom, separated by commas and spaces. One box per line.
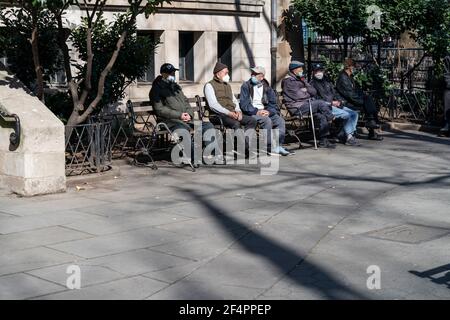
0, 65, 66, 196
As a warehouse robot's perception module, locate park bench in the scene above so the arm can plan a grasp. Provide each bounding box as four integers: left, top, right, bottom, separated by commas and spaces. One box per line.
277, 92, 318, 149
125, 98, 201, 171
196, 92, 315, 151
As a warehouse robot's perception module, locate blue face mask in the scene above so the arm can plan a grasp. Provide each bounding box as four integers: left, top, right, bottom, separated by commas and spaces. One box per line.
251, 76, 260, 85
296, 72, 304, 78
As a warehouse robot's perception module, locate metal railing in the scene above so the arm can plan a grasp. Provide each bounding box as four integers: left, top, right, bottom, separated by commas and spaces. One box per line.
65, 119, 112, 176
0, 102, 21, 151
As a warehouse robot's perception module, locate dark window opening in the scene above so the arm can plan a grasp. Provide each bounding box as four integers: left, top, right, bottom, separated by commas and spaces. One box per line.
138, 32, 156, 83
218, 32, 233, 80
179, 31, 195, 81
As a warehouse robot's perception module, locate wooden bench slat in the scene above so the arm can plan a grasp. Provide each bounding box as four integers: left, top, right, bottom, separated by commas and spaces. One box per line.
132, 106, 154, 113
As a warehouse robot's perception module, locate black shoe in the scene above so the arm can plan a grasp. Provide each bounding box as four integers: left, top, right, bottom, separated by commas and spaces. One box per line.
318, 138, 336, 149
328, 136, 339, 144
336, 131, 347, 144
345, 136, 361, 146
366, 119, 380, 130
368, 132, 384, 141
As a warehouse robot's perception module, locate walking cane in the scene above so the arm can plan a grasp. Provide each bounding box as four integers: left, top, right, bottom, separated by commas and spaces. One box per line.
308, 99, 318, 150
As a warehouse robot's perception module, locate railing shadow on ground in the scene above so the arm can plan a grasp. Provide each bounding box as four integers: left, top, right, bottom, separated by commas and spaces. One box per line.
409, 264, 450, 290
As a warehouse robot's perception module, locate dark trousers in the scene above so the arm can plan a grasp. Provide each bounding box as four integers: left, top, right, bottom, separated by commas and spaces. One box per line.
211, 113, 257, 131
169, 121, 214, 144
348, 95, 379, 121
288, 99, 333, 138
210, 113, 257, 152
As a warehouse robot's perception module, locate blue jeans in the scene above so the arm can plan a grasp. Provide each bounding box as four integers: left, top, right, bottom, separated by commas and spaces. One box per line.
331, 106, 359, 135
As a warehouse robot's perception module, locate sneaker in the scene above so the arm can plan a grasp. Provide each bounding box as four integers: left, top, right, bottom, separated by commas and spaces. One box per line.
328, 136, 340, 144
272, 146, 292, 156
336, 131, 347, 144
345, 136, 361, 146
283, 147, 296, 156
368, 132, 384, 141
267, 147, 281, 156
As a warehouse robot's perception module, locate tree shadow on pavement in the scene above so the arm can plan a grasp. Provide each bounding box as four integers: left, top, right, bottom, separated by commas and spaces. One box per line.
176, 186, 370, 300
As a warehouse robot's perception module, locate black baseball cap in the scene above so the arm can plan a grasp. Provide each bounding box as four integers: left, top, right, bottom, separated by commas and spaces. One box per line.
160, 63, 179, 74
312, 63, 325, 71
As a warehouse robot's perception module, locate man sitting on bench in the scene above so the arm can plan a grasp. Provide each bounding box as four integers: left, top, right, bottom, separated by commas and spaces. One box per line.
336, 58, 383, 141
310, 63, 360, 146
204, 62, 257, 157
240, 66, 293, 156
150, 63, 215, 163
281, 61, 336, 149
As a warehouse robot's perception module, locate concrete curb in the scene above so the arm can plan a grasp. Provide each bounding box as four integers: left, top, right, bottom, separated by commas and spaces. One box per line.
381, 121, 441, 134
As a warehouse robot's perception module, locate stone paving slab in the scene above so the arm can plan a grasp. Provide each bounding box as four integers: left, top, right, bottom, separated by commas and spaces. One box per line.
82, 248, 195, 276
62, 211, 193, 236
26, 264, 125, 288
0, 210, 99, 235
0, 273, 66, 300
0, 226, 92, 254
48, 226, 193, 259
0, 247, 80, 276
33, 276, 168, 300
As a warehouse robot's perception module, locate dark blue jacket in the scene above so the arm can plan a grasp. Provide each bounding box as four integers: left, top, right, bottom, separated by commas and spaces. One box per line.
239, 79, 279, 116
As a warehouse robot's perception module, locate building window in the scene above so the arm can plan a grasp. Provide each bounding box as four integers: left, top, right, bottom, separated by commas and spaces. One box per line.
138, 32, 156, 83
179, 31, 195, 81
48, 70, 67, 86
0, 56, 7, 68
218, 32, 233, 80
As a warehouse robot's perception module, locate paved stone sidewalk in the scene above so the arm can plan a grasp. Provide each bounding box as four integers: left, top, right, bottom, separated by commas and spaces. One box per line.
1, 130, 449, 300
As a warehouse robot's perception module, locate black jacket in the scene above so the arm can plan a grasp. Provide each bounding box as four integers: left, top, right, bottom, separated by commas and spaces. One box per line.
336, 70, 364, 106
310, 76, 343, 104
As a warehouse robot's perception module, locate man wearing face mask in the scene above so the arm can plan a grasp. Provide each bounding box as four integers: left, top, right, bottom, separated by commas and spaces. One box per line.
336, 58, 383, 141
204, 62, 257, 131
281, 60, 336, 148
310, 63, 360, 146
150, 63, 217, 166
150, 62, 214, 136
240, 66, 293, 156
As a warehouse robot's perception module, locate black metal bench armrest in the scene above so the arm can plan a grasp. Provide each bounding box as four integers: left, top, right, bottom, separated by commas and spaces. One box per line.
208, 114, 225, 132
0, 105, 21, 151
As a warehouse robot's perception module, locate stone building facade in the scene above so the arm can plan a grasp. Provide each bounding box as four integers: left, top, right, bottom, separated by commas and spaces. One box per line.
118, 0, 274, 100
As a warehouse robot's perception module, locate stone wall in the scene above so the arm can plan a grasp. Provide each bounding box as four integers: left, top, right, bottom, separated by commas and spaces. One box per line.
0, 64, 66, 196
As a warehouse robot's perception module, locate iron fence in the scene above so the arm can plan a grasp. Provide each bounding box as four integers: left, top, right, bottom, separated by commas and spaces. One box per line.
65, 120, 112, 176
306, 35, 442, 123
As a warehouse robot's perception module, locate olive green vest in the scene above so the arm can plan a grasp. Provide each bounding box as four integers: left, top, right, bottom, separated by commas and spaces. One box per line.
208, 78, 235, 112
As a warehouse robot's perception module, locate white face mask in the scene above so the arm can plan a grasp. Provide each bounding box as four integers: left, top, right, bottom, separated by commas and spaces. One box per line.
222, 74, 230, 83
314, 72, 324, 80
167, 75, 176, 83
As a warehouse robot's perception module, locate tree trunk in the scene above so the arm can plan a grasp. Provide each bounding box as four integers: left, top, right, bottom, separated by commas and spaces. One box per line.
30, 25, 44, 102
66, 108, 80, 127
76, 29, 129, 125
